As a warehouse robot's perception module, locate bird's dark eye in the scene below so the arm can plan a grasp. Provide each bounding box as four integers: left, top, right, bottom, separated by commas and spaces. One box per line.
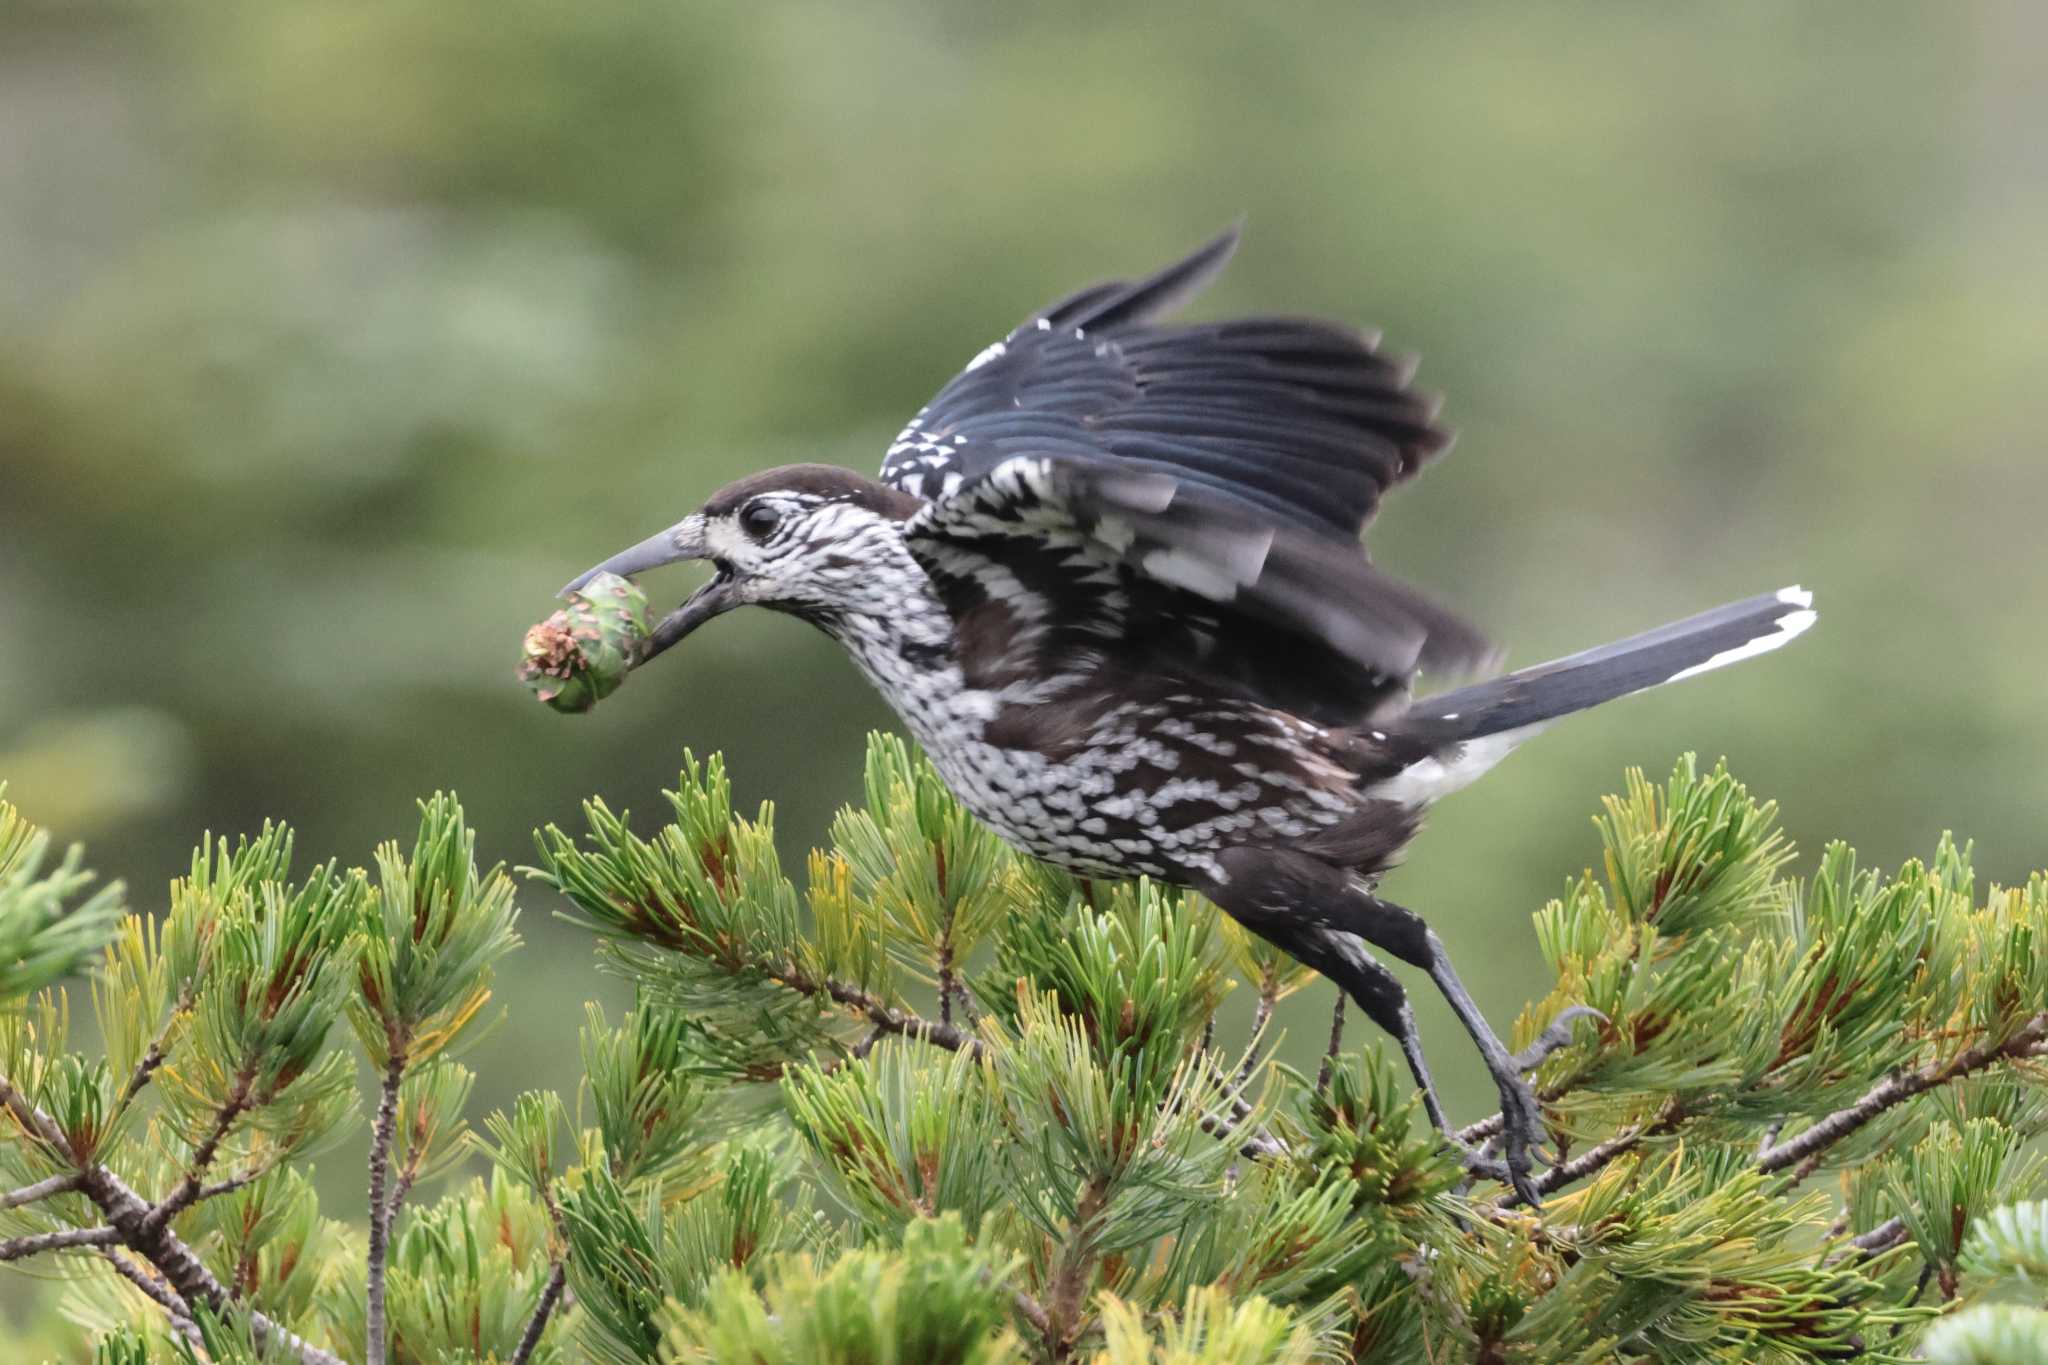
739, 502, 782, 540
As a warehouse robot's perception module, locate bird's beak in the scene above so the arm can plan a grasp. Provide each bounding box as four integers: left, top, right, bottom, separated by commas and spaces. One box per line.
560, 513, 736, 666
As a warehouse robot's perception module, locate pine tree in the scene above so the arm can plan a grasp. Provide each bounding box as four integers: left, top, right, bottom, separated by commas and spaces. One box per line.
3, 741, 2045, 1363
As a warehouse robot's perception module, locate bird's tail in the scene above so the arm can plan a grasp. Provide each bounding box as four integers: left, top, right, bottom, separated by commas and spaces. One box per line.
1374, 587, 1815, 804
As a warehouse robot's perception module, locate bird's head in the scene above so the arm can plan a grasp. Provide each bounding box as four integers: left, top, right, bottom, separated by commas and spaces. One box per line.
562, 464, 925, 665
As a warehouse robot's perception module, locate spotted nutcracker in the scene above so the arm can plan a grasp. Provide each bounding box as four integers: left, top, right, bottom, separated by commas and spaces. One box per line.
562, 227, 1817, 1205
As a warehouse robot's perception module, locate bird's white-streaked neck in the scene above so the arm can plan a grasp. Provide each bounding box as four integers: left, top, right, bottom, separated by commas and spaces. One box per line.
804, 544, 993, 752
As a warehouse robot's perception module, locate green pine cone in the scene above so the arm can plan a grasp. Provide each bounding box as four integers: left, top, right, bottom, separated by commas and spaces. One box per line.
518, 572, 652, 714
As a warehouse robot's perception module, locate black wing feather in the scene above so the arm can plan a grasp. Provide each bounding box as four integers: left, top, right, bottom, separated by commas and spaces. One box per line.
879, 226, 1452, 539
887, 230, 1485, 725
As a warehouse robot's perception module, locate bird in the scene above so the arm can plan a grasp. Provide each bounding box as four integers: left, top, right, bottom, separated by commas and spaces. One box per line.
561, 226, 1817, 1205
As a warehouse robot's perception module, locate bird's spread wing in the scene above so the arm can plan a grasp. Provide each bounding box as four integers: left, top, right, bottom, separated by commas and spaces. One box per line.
879, 227, 1452, 540
887, 229, 1489, 724
903, 454, 1494, 726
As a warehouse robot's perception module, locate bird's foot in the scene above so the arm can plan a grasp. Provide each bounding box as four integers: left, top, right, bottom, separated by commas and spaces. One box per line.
1445, 1078, 1543, 1206
1510, 1004, 1607, 1075
1470, 1009, 1606, 1209
1477, 1067, 1549, 1208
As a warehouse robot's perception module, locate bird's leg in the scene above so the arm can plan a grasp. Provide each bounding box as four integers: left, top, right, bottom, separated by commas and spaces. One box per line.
1203, 849, 1594, 1202
1238, 921, 1453, 1134
1336, 892, 1562, 1208
1203, 852, 1456, 1141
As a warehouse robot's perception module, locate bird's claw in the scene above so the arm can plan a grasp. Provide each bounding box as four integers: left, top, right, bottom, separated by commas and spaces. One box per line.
1476, 1006, 1608, 1207
1508, 1004, 1607, 1075
1491, 1069, 1548, 1208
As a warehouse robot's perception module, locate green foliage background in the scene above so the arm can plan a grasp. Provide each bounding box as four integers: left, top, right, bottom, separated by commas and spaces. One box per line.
3, 0, 2044, 1341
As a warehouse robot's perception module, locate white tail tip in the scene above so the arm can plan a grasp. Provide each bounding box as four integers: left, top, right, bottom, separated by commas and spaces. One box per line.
1666, 588, 1818, 684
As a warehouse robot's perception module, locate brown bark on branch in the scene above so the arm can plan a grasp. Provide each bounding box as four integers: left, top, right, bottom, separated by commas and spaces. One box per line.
0, 1225, 121, 1261
1, 1171, 80, 1211
144, 1067, 255, 1235
772, 962, 987, 1056
1461, 1014, 2047, 1206
508, 1260, 568, 1365
0, 1072, 344, 1365
1046, 1175, 1112, 1359
365, 1045, 408, 1365
1755, 1014, 2047, 1180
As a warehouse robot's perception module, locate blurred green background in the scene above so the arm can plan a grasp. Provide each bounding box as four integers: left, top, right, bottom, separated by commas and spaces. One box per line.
3, 0, 2044, 1337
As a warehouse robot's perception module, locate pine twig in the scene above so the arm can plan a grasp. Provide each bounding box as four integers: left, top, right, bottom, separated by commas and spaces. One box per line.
100, 1248, 206, 1351
780, 965, 985, 1056
0, 1225, 122, 1261
1493, 1100, 1686, 1211
937, 941, 955, 1029
1893, 1261, 1937, 1339
388, 1159, 422, 1219
365, 1046, 408, 1365
1012, 1287, 1052, 1337
1457, 1013, 2047, 1200
1314, 988, 1345, 1097
1, 1036, 418, 1364
1823, 1216, 1908, 1265
1908, 1260, 1938, 1309
1756, 1013, 2048, 1180
119, 1040, 171, 1110
195, 1167, 268, 1205
112, 983, 193, 1119
953, 980, 982, 1027
1235, 975, 1278, 1089
508, 1260, 568, 1365
1, 1171, 81, 1211
1045, 1175, 1112, 1358
144, 1068, 255, 1235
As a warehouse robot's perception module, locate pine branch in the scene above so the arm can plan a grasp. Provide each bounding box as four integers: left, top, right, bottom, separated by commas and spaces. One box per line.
0, 1225, 121, 1261
99, 1248, 206, 1351
1314, 987, 1345, 1098
112, 981, 193, 1118
936, 935, 958, 1029
508, 1260, 567, 1365
1460, 1014, 2048, 1204
1494, 1099, 1686, 1211
1, 1171, 80, 1210
144, 1067, 255, 1235
1045, 1174, 1112, 1359
1756, 1013, 2047, 1181
194, 1167, 267, 1205
76, 1162, 345, 1364
388, 1158, 421, 1218
1012, 1286, 1052, 1338
1235, 972, 1278, 1089
1835, 1216, 1909, 1263
789, 965, 985, 1056
365, 1045, 408, 1365
1, 1071, 343, 1365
